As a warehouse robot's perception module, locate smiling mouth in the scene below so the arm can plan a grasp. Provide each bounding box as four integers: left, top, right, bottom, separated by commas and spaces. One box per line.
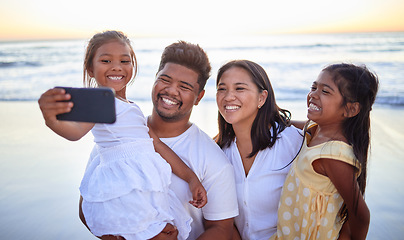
225, 105, 240, 110
308, 103, 321, 111
108, 76, 124, 81
158, 95, 183, 109
162, 97, 177, 105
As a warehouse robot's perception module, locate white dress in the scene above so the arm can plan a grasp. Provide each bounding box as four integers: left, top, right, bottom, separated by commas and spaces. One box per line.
80, 99, 192, 240
222, 125, 303, 240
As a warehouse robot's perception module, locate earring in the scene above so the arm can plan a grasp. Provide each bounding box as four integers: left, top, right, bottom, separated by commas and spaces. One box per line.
258, 104, 261, 109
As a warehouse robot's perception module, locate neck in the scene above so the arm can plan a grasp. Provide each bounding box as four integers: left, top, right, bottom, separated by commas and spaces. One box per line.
233, 123, 253, 158
147, 111, 192, 138
311, 122, 346, 144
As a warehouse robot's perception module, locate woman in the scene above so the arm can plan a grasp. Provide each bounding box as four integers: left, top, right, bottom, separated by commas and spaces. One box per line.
215, 60, 303, 240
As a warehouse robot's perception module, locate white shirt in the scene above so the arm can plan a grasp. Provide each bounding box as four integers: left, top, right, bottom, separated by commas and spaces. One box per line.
160, 124, 239, 240
223, 126, 303, 240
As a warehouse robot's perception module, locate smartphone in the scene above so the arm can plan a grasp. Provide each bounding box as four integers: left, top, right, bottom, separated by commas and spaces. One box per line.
56, 87, 116, 123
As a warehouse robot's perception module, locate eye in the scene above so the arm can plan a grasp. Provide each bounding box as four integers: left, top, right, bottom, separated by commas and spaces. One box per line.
310, 86, 316, 91
180, 84, 192, 91
101, 59, 111, 63
236, 87, 245, 91
121, 60, 131, 64
158, 77, 169, 82
217, 87, 226, 92
322, 89, 330, 94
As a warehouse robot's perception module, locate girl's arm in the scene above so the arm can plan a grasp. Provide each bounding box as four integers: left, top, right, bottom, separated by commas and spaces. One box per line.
289, 120, 307, 130
337, 218, 351, 240
315, 158, 370, 240
148, 128, 207, 208
38, 88, 94, 141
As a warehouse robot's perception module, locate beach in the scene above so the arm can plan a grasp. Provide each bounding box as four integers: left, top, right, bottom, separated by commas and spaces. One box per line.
1, 32, 404, 239
0, 100, 403, 239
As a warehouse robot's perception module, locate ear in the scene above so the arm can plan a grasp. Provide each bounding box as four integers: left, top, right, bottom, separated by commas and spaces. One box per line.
194, 89, 205, 106
88, 67, 94, 78
259, 90, 268, 108
344, 102, 360, 118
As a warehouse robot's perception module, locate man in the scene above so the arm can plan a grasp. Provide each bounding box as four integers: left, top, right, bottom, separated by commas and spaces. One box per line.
147, 41, 238, 240
39, 40, 238, 239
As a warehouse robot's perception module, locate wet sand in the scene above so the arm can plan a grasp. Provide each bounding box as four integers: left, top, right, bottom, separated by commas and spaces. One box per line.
0, 100, 402, 239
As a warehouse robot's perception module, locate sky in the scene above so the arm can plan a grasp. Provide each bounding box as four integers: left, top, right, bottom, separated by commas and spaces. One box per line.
1, 0, 403, 40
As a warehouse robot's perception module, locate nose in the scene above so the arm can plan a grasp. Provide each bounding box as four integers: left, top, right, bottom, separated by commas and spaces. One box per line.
308, 89, 318, 99
164, 83, 180, 96
223, 89, 236, 101
111, 61, 123, 71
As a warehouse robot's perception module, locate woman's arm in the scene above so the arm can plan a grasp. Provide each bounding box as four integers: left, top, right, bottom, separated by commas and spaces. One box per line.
316, 158, 370, 240
38, 88, 94, 141
148, 128, 207, 208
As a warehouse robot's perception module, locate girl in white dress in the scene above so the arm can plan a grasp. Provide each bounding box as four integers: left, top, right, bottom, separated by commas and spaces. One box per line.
38, 30, 206, 240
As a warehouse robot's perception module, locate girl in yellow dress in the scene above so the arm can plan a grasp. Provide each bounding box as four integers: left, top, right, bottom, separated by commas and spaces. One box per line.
270, 63, 378, 240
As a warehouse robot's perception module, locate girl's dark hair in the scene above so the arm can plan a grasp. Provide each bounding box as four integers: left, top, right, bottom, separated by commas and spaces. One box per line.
324, 63, 379, 219
215, 60, 291, 157
83, 30, 137, 87
158, 40, 211, 93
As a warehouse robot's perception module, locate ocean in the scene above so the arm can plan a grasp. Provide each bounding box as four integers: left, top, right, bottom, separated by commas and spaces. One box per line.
1, 32, 404, 239
1, 32, 404, 105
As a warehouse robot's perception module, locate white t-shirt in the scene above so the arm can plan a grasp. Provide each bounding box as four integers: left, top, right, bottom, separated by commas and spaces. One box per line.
222, 126, 303, 240
160, 124, 239, 240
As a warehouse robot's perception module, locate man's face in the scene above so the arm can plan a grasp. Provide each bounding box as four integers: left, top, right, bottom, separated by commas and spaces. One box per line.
152, 63, 204, 122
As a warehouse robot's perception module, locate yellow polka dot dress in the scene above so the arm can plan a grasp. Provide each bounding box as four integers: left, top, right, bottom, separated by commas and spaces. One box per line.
269, 122, 360, 240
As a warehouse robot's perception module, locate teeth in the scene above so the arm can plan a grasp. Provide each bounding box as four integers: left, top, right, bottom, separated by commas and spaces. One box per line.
108, 76, 123, 80
226, 105, 240, 110
309, 103, 320, 111
162, 97, 177, 105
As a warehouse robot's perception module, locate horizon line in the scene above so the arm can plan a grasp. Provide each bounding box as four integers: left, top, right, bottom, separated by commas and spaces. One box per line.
1, 30, 403, 42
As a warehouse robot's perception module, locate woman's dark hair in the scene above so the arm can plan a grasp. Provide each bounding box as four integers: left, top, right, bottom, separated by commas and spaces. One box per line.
83, 30, 137, 87
324, 63, 379, 220
215, 60, 291, 157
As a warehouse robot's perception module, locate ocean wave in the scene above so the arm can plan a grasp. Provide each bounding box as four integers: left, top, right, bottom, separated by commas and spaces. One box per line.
375, 96, 404, 106
0, 61, 42, 68
1, 94, 403, 107
208, 43, 339, 52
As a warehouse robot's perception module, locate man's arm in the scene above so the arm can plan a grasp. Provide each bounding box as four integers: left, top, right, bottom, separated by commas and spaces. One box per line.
197, 218, 234, 240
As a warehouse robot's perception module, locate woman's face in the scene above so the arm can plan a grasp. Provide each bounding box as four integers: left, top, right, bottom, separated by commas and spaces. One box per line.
216, 67, 267, 129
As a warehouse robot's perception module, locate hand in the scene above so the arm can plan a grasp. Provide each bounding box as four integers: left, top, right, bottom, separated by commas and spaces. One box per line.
38, 87, 73, 125
188, 177, 207, 208
149, 223, 178, 240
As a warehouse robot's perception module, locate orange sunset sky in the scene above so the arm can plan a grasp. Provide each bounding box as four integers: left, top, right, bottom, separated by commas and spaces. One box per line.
1, 0, 403, 40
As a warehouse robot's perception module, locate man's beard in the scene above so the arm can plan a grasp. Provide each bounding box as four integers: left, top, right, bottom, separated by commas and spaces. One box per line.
153, 100, 184, 123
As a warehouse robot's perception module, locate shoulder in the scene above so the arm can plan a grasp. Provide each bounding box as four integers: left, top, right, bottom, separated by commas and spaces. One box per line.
277, 125, 304, 148
189, 125, 227, 153
280, 125, 303, 138
311, 141, 360, 171
115, 99, 143, 115
166, 124, 231, 165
